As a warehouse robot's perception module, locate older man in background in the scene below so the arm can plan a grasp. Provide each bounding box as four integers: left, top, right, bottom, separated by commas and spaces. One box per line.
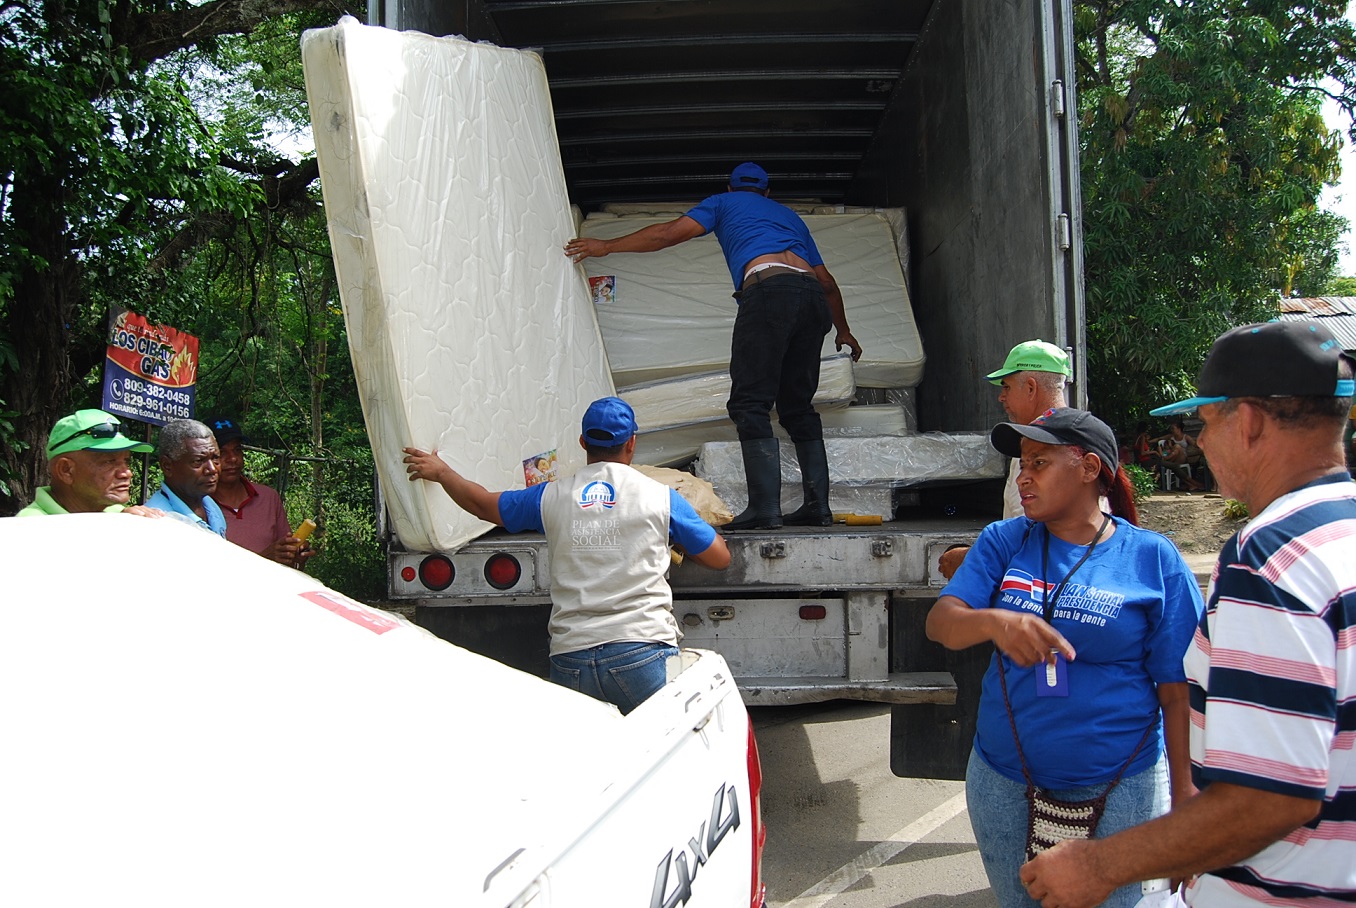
18, 409, 161, 517
208, 417, 313, 568
939, 340, 1072, 578
146, 418, 226, 536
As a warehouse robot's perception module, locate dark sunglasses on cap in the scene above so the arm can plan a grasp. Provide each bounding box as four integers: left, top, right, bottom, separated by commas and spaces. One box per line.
49, 421, 122, 451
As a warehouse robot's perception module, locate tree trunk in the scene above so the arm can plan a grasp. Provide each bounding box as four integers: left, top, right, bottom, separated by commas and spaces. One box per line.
0, 172, 83, 515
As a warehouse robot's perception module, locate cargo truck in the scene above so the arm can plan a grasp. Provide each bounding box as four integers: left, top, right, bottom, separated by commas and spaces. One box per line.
316, 0, 1087, 780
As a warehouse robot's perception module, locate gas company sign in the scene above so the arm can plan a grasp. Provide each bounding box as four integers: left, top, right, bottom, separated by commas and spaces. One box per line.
101, 308, 199, 427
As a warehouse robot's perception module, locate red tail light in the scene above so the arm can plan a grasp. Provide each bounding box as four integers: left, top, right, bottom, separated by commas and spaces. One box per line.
747, 721, 766, 908
798, 604, 827, 620
418, 555, 455, 591
400, 566, 417, 582
484, 553, 522, 590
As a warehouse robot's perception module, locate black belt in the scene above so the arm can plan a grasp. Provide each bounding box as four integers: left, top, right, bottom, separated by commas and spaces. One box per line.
733, 265, 808, 300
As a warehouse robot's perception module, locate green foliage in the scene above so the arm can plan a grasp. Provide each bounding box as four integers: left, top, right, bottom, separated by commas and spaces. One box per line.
214, 447, 381, 600
1123, 463, 1157, 504
1322, 275, 1356, 296
1074, 1, 1356, 427
306, 499, 386, 603
0, 0, 359, 515
1222, 498, 1250, 521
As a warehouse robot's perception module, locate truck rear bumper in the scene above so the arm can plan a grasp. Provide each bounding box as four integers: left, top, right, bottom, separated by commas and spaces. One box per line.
737, 671, 956, 706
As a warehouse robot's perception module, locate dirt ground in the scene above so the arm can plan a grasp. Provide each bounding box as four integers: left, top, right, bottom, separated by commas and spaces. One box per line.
1136, 490, 1246, 555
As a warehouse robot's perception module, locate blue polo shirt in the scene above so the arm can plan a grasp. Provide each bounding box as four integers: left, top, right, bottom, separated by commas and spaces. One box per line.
941, 516, 1203, 788
145, 484, 227, 537
685, 191, 824, 289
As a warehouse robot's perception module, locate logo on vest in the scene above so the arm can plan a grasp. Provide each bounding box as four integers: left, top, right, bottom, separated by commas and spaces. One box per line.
579, 480, 617, 510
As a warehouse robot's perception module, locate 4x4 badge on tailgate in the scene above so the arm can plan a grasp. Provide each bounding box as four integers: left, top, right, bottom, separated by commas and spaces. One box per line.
650, 782, 741, 908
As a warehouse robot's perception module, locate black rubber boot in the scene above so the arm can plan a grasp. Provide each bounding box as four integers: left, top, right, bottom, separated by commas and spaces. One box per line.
725, 437, 783, 531
784, 439, 833, 526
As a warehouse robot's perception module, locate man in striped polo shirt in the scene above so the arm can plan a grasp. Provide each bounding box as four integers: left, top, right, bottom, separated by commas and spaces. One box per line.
1020, 320, 1356, 908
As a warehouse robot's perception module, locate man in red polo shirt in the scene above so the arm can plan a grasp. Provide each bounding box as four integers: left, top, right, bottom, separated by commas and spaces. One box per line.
209, 417, 314, 569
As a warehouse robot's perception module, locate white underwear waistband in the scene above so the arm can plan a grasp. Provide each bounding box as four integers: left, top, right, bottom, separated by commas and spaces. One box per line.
743, 262, 809, 281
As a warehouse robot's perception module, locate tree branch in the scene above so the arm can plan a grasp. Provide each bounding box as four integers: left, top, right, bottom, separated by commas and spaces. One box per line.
147, 155, 321, 274
119, 0, 355, 66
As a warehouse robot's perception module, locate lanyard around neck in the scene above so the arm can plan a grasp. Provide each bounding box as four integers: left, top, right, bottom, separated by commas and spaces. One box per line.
1040, 514, 1111, 623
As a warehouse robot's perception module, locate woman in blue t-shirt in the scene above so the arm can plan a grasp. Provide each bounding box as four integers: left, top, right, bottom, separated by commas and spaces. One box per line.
927, 409, 1203, 908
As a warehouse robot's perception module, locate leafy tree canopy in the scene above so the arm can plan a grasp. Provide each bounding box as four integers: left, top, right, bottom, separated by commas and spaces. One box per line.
0, 0, 353, 508
1075, 0, 1356, 427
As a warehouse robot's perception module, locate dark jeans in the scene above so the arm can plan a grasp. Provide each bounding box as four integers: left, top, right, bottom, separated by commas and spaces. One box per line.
727, 272, 832, 441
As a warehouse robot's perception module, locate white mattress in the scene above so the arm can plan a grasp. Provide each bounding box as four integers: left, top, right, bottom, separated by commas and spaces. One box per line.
583, 211, 924, 388
694, 434, 1005, 514
632, 401, 910, 468
303, 18, 614, 553
620, 353, 855, 432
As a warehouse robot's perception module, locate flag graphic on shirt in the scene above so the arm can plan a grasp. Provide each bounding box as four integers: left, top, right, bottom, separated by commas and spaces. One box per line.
999, 570, 1052, 604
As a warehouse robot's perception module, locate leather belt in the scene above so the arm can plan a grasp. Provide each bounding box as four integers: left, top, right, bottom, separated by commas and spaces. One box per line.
733, 264, 808, 300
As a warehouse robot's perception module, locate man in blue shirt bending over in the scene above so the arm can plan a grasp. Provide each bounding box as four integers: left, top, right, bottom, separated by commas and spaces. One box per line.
564, 163, 863, 530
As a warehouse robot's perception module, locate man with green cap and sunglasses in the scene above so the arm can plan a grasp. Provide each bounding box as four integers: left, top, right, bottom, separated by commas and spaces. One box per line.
18, 409, 163, 517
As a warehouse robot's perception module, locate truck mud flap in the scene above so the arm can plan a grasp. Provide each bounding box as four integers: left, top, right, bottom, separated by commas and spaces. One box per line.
415, 604, 551, 678
888, 598, 990, 780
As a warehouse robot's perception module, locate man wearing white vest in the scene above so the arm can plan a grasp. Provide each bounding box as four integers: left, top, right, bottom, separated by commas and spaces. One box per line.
403, 397, 731, 714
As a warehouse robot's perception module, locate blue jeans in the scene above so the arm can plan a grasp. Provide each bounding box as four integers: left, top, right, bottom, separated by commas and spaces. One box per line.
549, 641, 678, 715
727, 272, 832, 441
966, 747, 1168, 908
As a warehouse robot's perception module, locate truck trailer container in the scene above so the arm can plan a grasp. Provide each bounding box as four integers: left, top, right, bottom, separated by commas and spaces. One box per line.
311, 0, 1086, 780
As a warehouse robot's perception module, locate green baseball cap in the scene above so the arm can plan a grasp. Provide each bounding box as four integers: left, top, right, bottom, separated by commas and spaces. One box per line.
46, 409, 154, 459
986, 340, 1072, 385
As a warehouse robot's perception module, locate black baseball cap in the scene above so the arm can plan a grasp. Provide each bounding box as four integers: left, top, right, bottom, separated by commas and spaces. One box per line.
991, 408, 1119, 473
1152, 320, 1356, 415
206, 417, 250, 445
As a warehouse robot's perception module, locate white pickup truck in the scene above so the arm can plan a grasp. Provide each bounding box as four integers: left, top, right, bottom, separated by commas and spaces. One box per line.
0, 514, 766, 908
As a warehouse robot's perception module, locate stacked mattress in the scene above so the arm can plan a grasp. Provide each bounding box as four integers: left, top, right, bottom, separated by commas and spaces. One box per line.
694, 434, 1006, 518
303, 18, 614, 553
589, 206, 925, 467
583, 209, 924, 388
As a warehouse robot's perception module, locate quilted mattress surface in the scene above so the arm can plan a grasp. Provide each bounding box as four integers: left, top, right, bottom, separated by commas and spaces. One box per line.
583, 211, 924, 388
303, 18, 614, 553
620, 353, 855, 433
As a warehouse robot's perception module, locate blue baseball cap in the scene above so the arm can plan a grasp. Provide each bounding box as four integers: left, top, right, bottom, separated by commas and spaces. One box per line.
581, 397, 638, 445
1151, 320, 1356, 415
730, 162, 769, 191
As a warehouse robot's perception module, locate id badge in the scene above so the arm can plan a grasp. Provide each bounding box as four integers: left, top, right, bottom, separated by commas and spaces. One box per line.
1034, 652, 1069, 697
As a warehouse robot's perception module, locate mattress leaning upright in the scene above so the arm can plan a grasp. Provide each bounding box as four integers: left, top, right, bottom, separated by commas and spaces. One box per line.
301, 17, 615, 553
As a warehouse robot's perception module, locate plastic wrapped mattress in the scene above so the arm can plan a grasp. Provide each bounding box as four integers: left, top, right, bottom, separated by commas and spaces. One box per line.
632, 400, 910, 468
620, 353, 855, 433
694, 434, 1006, 516
303, 18, 614, 553
582, 210, 924, 388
